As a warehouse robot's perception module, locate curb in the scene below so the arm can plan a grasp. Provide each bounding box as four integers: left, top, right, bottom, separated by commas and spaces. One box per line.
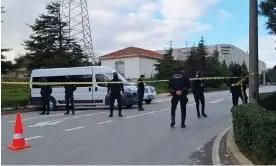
226, 127, 253, 165
1, 107, 38, 115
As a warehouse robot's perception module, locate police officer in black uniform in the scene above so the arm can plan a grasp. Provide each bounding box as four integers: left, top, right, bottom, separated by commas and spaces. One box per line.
40, 78, 52, 115
137, 75, 145, 111
107, 72, 124, 117
168, 66, 191, 128
227, 70, 243, 107
241, 73, 249, 104
191, 70, 207, 118
64, 76, 77, 115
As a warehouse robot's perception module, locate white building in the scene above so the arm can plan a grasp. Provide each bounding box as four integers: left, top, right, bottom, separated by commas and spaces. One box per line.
99, 47, 163, 79
156, 44, 267, 74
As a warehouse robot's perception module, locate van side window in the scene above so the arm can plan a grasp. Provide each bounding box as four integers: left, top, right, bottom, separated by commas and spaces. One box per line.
32, 75, 92, 88
95, 74, 110, 87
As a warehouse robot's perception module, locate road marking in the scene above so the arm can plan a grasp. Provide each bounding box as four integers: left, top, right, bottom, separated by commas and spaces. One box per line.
209, 98, 225, 103
25, 135, 43, 140
27, 112, 106, 128
212, 125, 232, 165
64, 126, 84, 131
8, 110, 87, 123
155, 98, 194, 103
29, 120, 64, 128
98, 120, 114, 124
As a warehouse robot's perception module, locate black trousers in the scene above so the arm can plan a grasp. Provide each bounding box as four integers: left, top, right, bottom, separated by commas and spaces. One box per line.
193, 93, 205, 114
41, 96, 50, 113
65, 95, 74, 112
138, 93, 144, 109
232, 91, 243, 106
171, 94, 188, 122
110, 95, 122, 114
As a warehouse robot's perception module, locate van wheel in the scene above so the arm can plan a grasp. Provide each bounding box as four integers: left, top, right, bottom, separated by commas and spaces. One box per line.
145, 100, 152, 104
49, 97, 57, 111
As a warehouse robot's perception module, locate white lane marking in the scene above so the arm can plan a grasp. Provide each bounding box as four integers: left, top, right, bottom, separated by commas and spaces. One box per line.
209, 98, 225, 103
64, 126, 84, 132
8, 110, 87, 123
25, 135, 43, 140
212, 125, 232, 165
28, 120, 64, 128
28, 112, 106, 128
98, 120, 114, 124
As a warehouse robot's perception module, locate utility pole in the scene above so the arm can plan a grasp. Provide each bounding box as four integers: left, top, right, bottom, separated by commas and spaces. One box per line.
249, 0, 259, 103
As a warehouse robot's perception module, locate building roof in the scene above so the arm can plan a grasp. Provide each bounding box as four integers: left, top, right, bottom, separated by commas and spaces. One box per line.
99, 46, 163, 60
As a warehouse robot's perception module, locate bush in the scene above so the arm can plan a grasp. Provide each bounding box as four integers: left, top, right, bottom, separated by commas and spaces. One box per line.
1, 84, 29, 109
231, 92, 276, 165
258, 91, 276, 111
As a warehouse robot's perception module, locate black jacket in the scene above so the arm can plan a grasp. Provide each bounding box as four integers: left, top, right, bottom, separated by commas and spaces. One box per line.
191, 80, 204, 95
65, 85, 77, 96
137, 78, 145, 94
40, 85, 52, 97
168, 72, 191, 95
226, 77, 241, 93
107, 78, 124, 96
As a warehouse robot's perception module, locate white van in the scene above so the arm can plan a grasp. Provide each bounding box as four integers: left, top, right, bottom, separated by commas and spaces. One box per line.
30, 66, 138, 111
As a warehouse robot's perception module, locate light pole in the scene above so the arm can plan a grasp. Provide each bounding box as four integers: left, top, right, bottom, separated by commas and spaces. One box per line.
249, 0, 259, 103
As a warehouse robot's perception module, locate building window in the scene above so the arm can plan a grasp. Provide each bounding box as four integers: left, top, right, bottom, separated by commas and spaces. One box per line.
115, 60, 125, 77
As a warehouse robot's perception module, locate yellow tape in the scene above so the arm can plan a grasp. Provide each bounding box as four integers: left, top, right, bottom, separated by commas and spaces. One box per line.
1, 76, 242, 85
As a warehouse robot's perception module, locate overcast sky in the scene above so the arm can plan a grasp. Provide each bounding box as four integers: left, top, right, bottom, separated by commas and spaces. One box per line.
1, 0, 275, 68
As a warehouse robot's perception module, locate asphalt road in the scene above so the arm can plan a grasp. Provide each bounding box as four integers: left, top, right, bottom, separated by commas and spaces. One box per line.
1, 86, 275, 165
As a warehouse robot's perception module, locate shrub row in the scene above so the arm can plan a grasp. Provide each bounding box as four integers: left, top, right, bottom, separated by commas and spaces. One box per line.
231, 91, 276, 165
258, 91, 276, 111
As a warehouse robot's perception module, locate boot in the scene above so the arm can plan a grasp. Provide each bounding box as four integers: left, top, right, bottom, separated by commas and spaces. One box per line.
170, 116, 175, 128
118, 113, 123, 117
64, 111, 69, 115
202, 112, 207, 117
197, 111, 201, 118
141, 108, 145, 111
181, 121, 186, 128
46, 111, 49, 115
72, 111, 75, 115
109, 113, 113, 117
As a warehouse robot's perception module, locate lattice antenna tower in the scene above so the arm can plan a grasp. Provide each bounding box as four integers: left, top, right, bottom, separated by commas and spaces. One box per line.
61, 0, 95, 64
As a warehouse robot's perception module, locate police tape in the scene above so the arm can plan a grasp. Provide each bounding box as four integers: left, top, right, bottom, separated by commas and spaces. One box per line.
1, 76, 243, 85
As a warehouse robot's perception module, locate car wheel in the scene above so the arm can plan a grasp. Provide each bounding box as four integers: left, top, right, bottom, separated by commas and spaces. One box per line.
145, 99, 152, 104
49, 96, 57, 111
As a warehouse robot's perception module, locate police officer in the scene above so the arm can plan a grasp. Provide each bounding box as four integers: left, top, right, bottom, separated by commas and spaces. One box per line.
137, 75, 145, 111
168, 66, 191, 128
40, 78, 52, 115
107, 72, 124, 117
227, 70, 243, 107
191, 71, 207, 118
64, 76, 77, 115
241, 73, 249, 104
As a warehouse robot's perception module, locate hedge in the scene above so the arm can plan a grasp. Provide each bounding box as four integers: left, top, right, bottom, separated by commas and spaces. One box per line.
231, 91, 276, 165
258, 91, 276, 111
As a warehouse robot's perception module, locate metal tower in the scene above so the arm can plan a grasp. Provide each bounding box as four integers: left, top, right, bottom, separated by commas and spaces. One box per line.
61, 0, 95, 64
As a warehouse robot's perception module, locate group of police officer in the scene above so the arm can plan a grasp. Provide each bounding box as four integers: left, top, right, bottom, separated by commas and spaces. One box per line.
39, 67, 248, 129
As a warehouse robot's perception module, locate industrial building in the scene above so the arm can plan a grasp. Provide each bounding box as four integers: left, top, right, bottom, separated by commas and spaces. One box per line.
155, 44, 267, 74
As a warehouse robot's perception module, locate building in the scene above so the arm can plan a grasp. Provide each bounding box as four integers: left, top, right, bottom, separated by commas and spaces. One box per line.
99, 47, 163, 79
156, 44, 267, 74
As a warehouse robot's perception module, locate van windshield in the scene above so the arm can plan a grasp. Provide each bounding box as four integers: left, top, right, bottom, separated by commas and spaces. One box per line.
106, 73, 127, 83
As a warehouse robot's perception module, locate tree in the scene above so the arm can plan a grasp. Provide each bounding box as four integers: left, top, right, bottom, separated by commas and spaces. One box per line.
154, 47, 175, 79
273, 65, 276, 70
1, 6, 14, 74
241, 62, 249, 76
228, 62, 242, 76
196, 37, 209, 72
221, 60, 228, 77
184, 46, 198, 77
23, 2, 91, 71
259, 0, 276, 35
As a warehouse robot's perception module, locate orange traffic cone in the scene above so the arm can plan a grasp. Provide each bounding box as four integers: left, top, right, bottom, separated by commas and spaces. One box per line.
7, 112, 31, 150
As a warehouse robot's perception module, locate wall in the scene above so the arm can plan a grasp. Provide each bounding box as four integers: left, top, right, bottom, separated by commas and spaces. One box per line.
101, 57, 140, 79
138, 57, 158, 78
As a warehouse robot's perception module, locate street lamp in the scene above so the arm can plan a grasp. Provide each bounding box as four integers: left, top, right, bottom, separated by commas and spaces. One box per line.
249, 0, 259, 103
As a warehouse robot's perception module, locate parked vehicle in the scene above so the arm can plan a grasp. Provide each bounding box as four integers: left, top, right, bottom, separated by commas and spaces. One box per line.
124, 83, 157, 104
30, 66, 137, 111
